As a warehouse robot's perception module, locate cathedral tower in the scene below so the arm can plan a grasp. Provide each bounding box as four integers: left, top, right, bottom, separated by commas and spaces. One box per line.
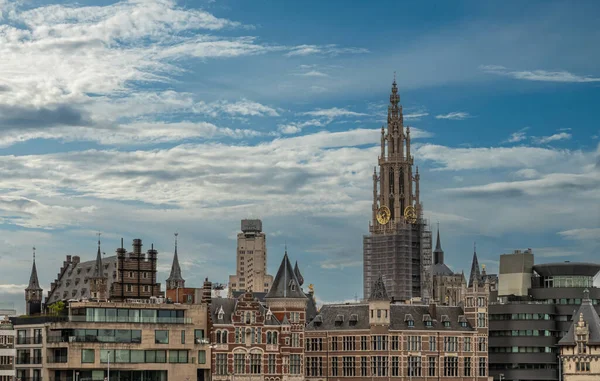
25, 248, 43, 315
363, 77, 432, 302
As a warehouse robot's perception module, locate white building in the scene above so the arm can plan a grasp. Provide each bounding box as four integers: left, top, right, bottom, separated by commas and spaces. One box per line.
0, 309, 16, 381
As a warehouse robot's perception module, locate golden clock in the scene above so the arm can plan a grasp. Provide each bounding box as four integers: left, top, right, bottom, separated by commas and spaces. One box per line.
376, 206, 391, 224
404, 206, 417, 224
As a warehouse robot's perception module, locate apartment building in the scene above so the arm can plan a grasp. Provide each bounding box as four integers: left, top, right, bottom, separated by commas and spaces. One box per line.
0, 313, 15, 381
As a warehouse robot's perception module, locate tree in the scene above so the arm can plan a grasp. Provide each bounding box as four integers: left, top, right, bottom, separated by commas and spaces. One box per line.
48, 301, 65, 316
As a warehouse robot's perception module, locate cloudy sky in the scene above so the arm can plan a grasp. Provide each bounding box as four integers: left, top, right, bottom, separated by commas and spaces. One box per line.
0, 0, 599, 313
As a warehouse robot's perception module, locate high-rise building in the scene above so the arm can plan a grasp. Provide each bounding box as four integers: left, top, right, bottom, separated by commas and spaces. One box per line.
229, 219, 273, 294
363, 79, 432, 302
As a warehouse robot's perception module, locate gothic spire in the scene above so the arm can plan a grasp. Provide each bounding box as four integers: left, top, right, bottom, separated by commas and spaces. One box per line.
433, 223, 444, 265
26, 247, 41, 291
92, 233, 104, 278
293, 261, 304, 287
265, 250, 306, 299
369, 274, 389, 301
468, 244, 482, 288
166, 233, 184, 287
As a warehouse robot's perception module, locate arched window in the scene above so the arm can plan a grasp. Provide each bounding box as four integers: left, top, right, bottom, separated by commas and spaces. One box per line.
246, 312, 251, 324
216, 330, 221, 344
267, 331, 272, 344
272, 331, 278, 344
221, 331, 228, 344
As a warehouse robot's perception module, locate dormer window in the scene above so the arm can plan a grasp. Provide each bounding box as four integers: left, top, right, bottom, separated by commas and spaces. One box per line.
266, 309, 273, 321
405, 314, 414, 327
423, 314, 432, 327
217, 306, 224, 321
289, 280, 296, 291
441, 315, 450, 327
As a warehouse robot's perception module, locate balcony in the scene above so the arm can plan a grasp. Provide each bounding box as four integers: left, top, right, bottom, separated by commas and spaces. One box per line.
67, 316, 192, 324
47, 355, 69, 363
16, 356, 42, 364
47, 336, 141, 344
17, 336, 43, 345
0, 364, 13, 370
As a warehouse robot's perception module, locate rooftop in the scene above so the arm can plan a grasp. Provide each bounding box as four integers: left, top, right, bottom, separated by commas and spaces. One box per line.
533, 262, 600, 277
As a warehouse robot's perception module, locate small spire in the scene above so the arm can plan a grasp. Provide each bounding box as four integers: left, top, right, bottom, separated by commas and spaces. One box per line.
393, 71, 396, 84
406, 125, 410, 135
92, 232, 104, 278
26, 246, 41, 291
166, 232, 184, 287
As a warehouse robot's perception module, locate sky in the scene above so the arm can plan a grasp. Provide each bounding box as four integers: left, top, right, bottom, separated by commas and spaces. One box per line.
0, 0, 599, 313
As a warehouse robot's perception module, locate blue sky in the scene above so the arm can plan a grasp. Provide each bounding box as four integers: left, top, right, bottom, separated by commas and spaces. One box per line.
0, 0, 599, 312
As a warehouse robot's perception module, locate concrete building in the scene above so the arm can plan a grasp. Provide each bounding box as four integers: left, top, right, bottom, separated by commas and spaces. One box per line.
305, 273, 491, 381
228, 220, 273, 294
489, 251, 600, 381
558, 289, 600, 381
211, 251, 307, 381
0, 313, 15, 381
13, 318, 45, 381
363, 78, 432, 302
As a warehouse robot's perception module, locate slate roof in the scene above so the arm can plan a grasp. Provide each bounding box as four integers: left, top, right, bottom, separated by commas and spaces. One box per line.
306, 303, 474, 332
265, 252, 307, 299
468, 251, 483, 288
166, 239, 184, 283
209, 296, 281, 326
231, 289, 318, 322
559, 290, 600, 346
432, 263, 454, 276
294, 261, 304, 286
26, 257, 42, 291
45, 256, 118, 304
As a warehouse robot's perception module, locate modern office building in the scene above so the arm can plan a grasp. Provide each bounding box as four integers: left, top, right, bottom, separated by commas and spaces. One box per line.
363, 78, 432, 302
489, 249, 600, 381
228, 219, 273, 294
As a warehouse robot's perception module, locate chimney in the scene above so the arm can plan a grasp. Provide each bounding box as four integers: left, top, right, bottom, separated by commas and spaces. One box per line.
117, 238, 127, 257
429, 303, 437, 320
72, 256, 80, 265
202, 278, 212, 304
66, 255, 72, 263
133, 239, 142, 255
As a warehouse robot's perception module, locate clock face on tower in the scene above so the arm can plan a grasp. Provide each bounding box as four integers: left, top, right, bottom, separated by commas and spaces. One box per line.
376, 206, 391, 225
404, 206, 417, 224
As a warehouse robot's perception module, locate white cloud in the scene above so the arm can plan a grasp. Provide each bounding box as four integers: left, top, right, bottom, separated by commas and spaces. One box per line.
404, 112, 429, 120
277, 119, 324, 135
302, 107, 367, 119
558, 228, 600, 241
285, 44, 368, 57
480, 65, 600, 83
435, 112, 471, 120
514, 168, 540, 179
296, 70, 329, 77
0, 284, 28, 294
534, 132, 572, 144
193, 99, 279, 118
505, 127, 530, 143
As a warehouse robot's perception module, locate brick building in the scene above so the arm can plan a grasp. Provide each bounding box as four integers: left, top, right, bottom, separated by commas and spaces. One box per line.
304, 273, 491, 380
210, 251, 307, 381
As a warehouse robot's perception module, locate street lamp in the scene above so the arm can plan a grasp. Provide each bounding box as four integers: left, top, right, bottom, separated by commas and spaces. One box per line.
499, 373, 504, 381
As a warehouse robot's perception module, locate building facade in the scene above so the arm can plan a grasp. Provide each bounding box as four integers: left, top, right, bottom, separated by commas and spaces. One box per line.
305, 274, 490, 381
363, 79, 432, 302
0, 315, 15, 381
211, 252, 307, 381
45, 238, 163, 308
558, 289, 600, 381
13, 319, 45, 381
431, 228, 467, 306
229, 220, 273, 294
489, 254, 600, 381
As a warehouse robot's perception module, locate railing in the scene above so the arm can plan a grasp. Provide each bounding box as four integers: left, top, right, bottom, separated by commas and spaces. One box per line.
68, 316, 192, 324
48, 378, 73, 381
47, 336, 141, 344
0, 364, 13, 370
16, 336, 43, 345
14, 378, 43, 381
47, 355, 69, 363
16, 356, 42, 364
0, 343, 14, 348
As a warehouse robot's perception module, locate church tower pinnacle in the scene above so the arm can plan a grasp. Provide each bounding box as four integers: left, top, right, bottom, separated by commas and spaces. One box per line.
166, 233, 185, 290
25, 247, 43, 315
90, 233, 108, 300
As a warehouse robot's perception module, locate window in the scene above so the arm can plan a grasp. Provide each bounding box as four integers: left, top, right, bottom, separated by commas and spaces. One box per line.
361, 356, 368, 377
216, 354, 227, 375
290, 312, 300, 323
464, 337, 472, 352
267, 331, 278, 345
428, 356, 436, 377
129, 271, 134, 278
343, 336, 355, 351
371, 356, 387, 377
444, 336, 457, 352
464, 357, 471, 376
478, 296, 486, 306
306, 356, 323, 376
331, 357, 338, 376
251, 353, 261, 374
100, 350, 115, 364
408, 356, 421, 377
576, 361, 591, 372
126, 284, 133, 292
307, 337, 322, 351
478, 337, 486, 352
408, 336, 421, 351
81, 349, 95, 363
155, 330, 168, 344
235, 327, 241, 343
478, 357, 486, 376
391, 356, 399, 376
198, 351, 206, 364
267, 354, 276, 374
429, 336, 437, 351
391, 335, 399, 350
168, 350, 188, 364
342, 356, 355, 376
234, 353, 246, 374
444, 356, 458, 377
195, 329, 204, 341
181, 330, 185, 344
371, 335, 388, 350
478, 313, 486, 327
331, 337, 338, 351
292, 333, 300, 347
361, 336, 368, 350
290, 354, 301, 374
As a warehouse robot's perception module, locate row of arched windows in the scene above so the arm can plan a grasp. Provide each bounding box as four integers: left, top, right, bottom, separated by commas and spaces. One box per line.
215, 330, 228, 344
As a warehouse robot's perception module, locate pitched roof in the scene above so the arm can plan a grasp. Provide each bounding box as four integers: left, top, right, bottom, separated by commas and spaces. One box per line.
209, 296, 281, 326
232, 289, 318, 322
166, 237, 184, 283
468, 250, 482, 288
306, 303, 474, 332
265, 252, 307, 299
294, 261, 304, 286
26, 256, 42, 291
559, 289, 600, 346
369, 274, 389, 301
432, 263, 454, 276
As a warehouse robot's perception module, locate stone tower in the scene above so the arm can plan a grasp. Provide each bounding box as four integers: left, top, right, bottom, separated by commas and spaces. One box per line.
363, 77, 432, 302
166, 233, 185, 290
25, 248, 43, 315
89, 237, 108, 300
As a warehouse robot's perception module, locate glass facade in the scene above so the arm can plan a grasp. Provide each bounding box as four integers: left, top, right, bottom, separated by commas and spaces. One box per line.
542, 275, 594, 288
77, 308, 189, 324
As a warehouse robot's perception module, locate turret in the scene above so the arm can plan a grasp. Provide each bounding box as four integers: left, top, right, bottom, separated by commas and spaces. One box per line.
166, 233, 185, 290
25, 247, 43, 315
